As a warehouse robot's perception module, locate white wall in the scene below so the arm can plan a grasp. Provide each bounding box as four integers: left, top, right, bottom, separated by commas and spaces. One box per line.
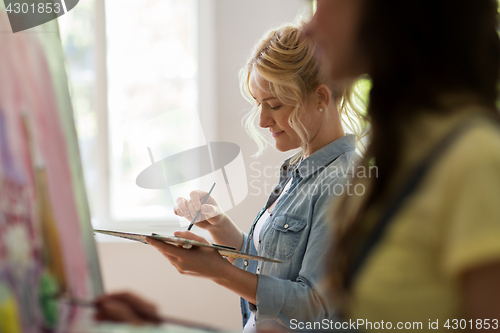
97, 0, 312, 331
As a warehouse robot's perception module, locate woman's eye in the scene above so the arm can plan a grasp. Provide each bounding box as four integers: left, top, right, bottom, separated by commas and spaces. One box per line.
270, 105, 282, 110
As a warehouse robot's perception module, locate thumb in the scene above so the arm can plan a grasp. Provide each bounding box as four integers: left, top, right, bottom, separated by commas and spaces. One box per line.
201, 204, 223, 220
173, 231, 210, 245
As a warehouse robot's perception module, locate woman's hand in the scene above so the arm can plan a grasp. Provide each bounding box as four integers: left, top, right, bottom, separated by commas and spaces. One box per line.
174, 191, 228, 231
146, 231, 230, 279
146, 231, 258, 304
174, 191, 244, 251
94, 292, 161, 326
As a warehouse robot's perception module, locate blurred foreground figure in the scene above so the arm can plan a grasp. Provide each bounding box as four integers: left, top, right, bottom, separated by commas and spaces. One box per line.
306, 0, 500, 332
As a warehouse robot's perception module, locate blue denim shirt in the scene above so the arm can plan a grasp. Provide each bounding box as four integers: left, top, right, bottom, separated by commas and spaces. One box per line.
233, 134, 358, 328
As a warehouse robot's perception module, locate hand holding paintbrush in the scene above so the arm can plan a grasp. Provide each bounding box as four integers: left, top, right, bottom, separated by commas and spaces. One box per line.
186, 183, 216, 231
173, 183, 244, 254
61, 292, 219, 331
174, 183, 228, 231
93, 292, 162, 326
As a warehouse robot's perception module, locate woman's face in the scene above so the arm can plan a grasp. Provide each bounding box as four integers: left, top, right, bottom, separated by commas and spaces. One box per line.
305, 0, 366, 81
249, 72, 322, 154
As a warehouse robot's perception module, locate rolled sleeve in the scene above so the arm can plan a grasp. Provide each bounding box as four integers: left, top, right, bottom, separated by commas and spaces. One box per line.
255, 274, 286, 319
233, 232, 250, 269
233, 232, 259, 273
255, 272, 332, 325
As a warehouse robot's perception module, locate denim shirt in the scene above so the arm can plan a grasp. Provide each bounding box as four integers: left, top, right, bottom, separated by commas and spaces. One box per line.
233, 134, 358, 328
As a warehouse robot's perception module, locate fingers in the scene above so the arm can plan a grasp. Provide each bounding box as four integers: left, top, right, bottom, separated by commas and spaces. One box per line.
146, 237, 186, 260
146, 237, 197, 275
177, 203, 222, 224
187, 191, 211, 222
189, 191, 202, 211
174, 197, 190, 218
173, 231, 210, 244
146, 236, 225, 279
200, 204, 222, 220
98, 292, 160, 322
174, 192, 206, 222
94, 298, 146, 325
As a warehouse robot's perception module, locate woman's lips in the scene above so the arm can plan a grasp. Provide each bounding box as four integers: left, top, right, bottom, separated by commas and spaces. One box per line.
272, 131, 284, 137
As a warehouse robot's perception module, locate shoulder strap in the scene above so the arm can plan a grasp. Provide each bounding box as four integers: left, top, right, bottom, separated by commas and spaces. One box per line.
345, 119, 479, 289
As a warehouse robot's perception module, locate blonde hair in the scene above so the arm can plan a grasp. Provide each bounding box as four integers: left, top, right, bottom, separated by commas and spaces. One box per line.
240, 19, 368, 160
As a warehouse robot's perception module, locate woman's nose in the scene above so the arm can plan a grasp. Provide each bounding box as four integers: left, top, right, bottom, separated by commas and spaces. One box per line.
258, 107, 274, 128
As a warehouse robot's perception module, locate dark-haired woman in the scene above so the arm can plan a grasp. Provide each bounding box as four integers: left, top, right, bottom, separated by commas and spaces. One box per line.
306, 0, 500, 331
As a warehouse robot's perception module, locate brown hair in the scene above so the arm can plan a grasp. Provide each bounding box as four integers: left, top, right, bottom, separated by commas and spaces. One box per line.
328, 0, 500, 315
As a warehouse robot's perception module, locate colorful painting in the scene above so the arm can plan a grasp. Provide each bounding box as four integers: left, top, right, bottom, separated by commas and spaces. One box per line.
0, 3, 102, 332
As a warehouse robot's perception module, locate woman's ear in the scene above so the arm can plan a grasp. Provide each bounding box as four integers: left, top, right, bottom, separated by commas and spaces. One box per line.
316, 84, 331, 111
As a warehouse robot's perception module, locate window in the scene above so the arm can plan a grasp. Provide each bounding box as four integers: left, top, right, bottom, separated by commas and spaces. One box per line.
59, 0, 206, 231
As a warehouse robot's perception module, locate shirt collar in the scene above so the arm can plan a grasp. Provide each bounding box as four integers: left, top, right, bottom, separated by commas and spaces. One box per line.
280, 134, 357, 179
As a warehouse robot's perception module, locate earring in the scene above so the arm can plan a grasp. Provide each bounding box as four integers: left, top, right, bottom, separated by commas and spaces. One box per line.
319, 108, 324, 112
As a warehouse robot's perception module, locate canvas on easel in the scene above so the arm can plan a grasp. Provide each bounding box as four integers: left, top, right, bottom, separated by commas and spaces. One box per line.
0, 3, 102, 332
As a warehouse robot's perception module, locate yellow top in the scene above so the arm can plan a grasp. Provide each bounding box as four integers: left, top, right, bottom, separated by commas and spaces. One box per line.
349, 105, 500, 332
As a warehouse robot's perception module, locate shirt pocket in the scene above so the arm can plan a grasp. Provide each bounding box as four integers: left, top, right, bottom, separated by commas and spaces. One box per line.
263, 214, 307, 261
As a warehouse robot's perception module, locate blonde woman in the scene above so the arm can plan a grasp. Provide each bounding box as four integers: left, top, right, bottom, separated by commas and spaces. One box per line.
96, 21, 366, 330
